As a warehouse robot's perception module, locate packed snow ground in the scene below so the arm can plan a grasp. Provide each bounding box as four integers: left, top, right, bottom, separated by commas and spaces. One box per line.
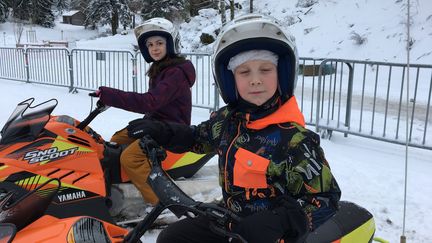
1, 0, 432, 242
0, 79, 431, 242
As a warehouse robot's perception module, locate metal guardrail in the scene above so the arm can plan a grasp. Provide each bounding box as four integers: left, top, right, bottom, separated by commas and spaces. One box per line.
0, 47, 219, 111
0, 47, 431, 149
314, 59, 432, 150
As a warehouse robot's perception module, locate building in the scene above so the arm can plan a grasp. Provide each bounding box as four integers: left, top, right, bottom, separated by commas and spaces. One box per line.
62, 10, 86, 26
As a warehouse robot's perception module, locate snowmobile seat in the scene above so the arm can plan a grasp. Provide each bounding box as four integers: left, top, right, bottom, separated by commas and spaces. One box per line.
305, 200, 375, 242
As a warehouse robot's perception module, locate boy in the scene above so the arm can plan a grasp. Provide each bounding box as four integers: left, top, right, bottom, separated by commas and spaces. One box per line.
130, 14, 341, 243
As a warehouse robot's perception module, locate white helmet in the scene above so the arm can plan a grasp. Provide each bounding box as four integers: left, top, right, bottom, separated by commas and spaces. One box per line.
212, 14, 299, 105
134, 18, 181, 63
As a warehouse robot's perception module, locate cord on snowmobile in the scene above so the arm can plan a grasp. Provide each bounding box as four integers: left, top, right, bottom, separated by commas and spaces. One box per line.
123, 135, 247, 243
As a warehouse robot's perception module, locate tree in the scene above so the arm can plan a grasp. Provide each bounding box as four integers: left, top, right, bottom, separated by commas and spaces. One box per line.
119, 1, 132, 30
85, 0, 131, 35
0, 0, 8, 22
9, 0, 30, 21
249, 0, 253, 13
70, 0, 88, 10
127, 0, 143, 28
229, 0, 234, 20
8, 0, 55, 27
54, 0, 71, 13
219, 0, 226, 24
30, 0, 55, 27
189, 0, 218, 17
140, 0, 188, 22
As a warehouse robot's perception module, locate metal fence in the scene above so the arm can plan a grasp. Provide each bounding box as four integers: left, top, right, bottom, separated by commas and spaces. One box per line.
0, 47, 219, 111
0, 47, 431, 150
313, 59, 432, 150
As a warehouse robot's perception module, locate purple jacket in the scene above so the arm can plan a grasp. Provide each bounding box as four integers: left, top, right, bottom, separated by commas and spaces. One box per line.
99, 60, 195, 125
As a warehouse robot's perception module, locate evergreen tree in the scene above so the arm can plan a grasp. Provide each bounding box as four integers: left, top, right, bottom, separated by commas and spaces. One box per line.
119, 0, 132, 30
0, 0, 8, 23
70, 0, 88, 11
30, 0, 55, 27
8, 0, 55, 27
54, 0, 70, 13
85, 0, 131, 35
9, 0, 30, 21
140, 0, 188, 21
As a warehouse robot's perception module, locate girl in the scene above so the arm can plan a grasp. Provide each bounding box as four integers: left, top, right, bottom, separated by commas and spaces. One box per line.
95, 18, 195, 205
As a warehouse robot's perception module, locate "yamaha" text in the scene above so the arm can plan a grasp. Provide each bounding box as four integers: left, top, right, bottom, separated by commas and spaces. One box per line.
57, 191, 86, 202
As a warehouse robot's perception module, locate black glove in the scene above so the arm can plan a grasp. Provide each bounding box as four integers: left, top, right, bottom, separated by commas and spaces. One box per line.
232, 198, 308, 243
139, 135, 167, 162
126, 118, 171, 145
88, 90, 101, 97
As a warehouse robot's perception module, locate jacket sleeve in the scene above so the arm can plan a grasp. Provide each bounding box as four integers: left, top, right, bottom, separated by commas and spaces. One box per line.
286, 130, 340, 210
165, 108, 227, 154
99, 67, 191, 114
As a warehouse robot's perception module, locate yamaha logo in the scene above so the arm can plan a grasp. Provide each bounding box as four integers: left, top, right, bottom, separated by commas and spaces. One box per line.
57, 191, 86, 202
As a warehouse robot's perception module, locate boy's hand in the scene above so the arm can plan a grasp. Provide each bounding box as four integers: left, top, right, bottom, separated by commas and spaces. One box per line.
232, 201, 308, 243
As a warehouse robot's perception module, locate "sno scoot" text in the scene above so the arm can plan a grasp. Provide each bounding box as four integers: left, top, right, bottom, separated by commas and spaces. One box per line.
24, 147, 78, 164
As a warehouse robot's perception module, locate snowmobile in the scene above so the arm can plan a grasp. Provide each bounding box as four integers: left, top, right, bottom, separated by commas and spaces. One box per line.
0, 98, 382, 243
0, 97, 213, 242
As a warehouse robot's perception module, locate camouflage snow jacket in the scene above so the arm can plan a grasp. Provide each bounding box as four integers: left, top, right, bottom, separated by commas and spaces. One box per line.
188, 96, 341, 229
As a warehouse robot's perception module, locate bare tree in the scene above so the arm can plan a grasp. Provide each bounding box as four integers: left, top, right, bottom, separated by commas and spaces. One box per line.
128, 0, 143, 28
13, 20, 24, 44
249, 0, 253, 13
229, 0, 234, 20
220, 0, 226, 24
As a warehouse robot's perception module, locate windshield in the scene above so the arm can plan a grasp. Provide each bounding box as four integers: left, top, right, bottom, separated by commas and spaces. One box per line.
0, 223, 16, 243
0, 98, 57, 145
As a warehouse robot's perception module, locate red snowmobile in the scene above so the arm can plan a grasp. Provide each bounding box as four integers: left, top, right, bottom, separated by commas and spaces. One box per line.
0, 98, 380, 242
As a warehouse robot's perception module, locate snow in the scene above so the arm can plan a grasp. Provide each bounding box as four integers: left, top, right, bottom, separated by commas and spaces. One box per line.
62, 10, 81, 17
1, 0, 432, 242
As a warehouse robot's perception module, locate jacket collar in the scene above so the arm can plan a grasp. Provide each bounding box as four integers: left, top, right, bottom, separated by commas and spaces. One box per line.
245, 96, 305, 130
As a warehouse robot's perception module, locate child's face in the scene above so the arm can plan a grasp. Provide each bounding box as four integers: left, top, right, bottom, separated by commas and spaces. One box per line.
146, 36, 167, 61
234, 60, 278, 106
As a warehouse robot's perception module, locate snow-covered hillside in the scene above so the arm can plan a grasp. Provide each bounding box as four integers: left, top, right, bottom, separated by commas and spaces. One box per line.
181, 0, 432, 64
0, 0, 431, 64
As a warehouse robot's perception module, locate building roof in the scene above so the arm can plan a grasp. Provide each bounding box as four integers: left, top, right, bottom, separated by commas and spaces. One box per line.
62, 10, 81, 17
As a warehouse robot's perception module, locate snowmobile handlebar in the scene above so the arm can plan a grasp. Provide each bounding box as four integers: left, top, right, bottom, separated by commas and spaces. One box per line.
76, 97, 108, 130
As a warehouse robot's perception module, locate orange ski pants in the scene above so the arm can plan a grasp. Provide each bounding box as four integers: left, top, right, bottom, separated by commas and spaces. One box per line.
111, 128, 159, 205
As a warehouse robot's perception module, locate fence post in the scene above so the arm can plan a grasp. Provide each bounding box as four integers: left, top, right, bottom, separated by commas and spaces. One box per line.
68, 50, 75, 92
315, 61, 324, 133
344, 62, 354, 137
132, 53, 138, 92
24, 48, 30, 83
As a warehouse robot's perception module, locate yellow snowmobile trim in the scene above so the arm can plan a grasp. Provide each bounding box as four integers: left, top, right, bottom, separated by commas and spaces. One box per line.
341, 217, 375, 242
15, 175, 79, 190
373, 237, 390, 243
39, 137, 93, 164
169, 152, 208, 169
